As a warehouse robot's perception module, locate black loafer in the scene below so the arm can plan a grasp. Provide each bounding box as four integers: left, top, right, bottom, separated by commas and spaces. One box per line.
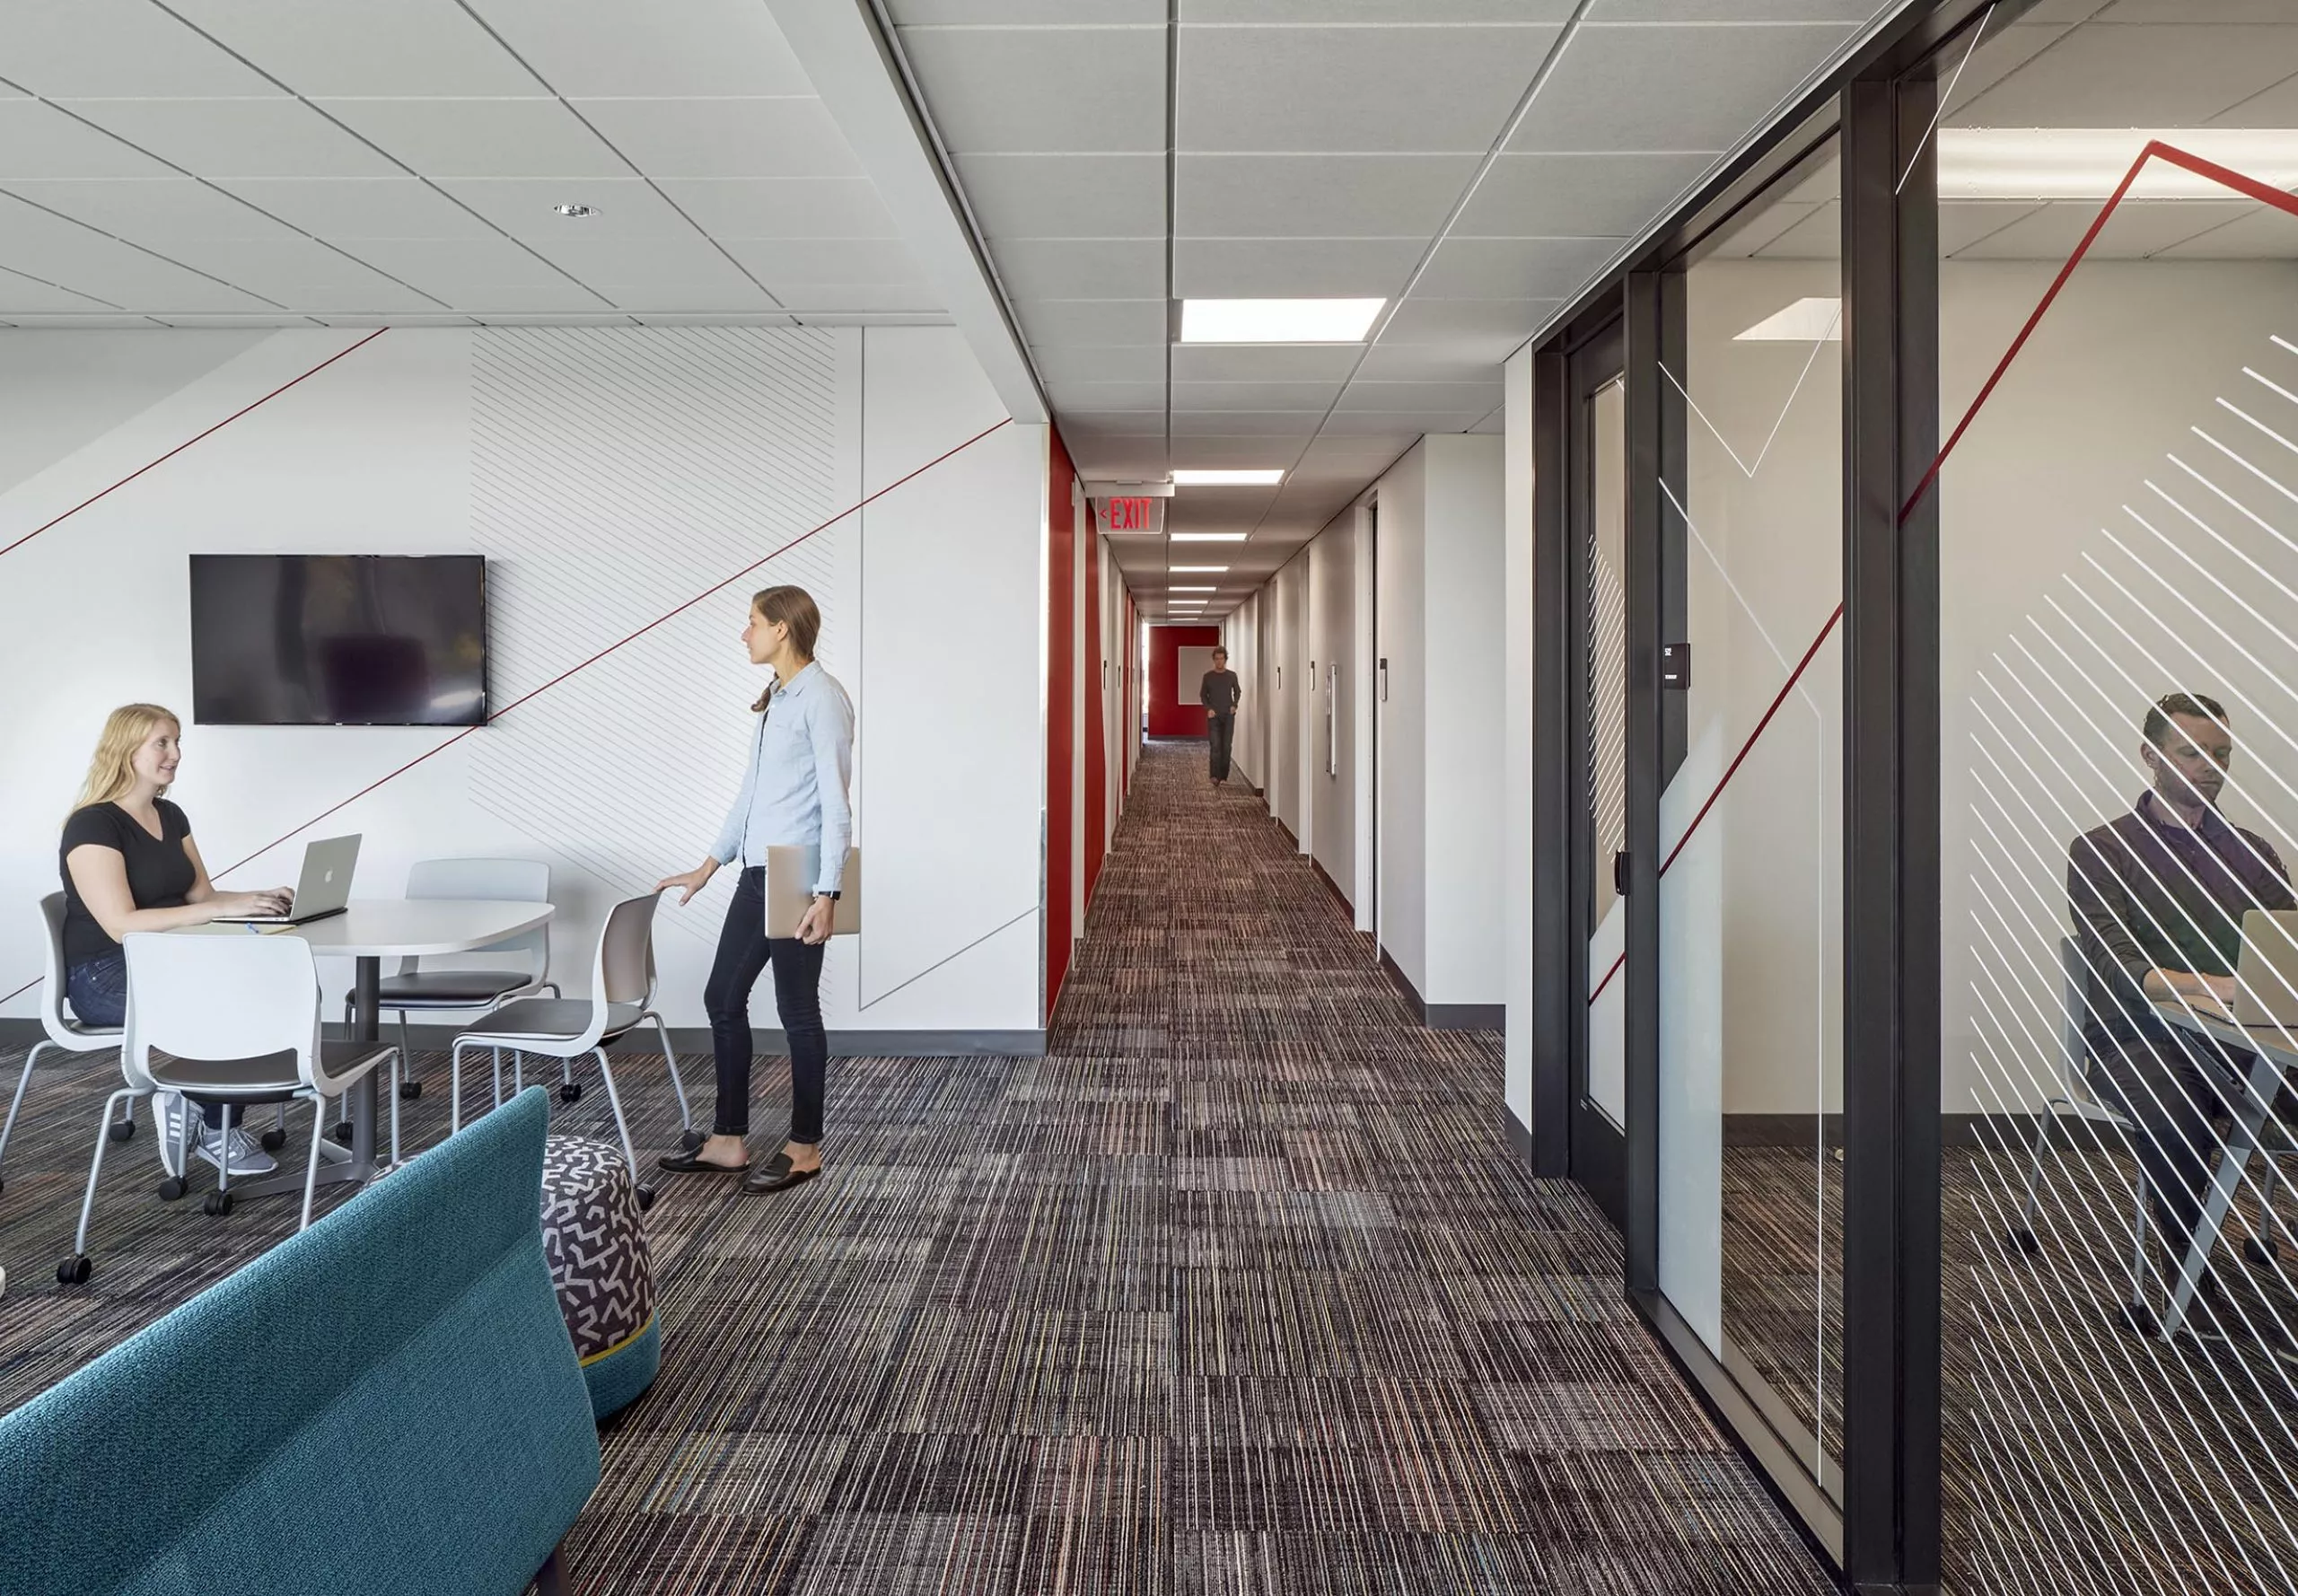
743, 1153, 821, 1193
655, 1150, 751, 1175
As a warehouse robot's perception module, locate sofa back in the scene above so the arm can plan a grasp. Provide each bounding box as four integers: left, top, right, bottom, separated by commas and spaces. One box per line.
0, 1088, 600, 1596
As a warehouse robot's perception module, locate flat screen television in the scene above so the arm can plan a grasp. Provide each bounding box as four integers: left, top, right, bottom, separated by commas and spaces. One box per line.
189, 554, 488, 727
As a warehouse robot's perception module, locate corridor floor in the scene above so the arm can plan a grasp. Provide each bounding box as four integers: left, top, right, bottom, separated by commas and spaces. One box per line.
0, 741, 1836, 1594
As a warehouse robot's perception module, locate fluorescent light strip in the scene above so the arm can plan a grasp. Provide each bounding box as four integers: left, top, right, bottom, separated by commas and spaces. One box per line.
1172, 469, 1283, 487
1171, 566, 1229, 574
1171, 585, 1216, 592
1171, 531, 1249, 541
1180, 298, 1384, 344
1938, 127, 2298, 200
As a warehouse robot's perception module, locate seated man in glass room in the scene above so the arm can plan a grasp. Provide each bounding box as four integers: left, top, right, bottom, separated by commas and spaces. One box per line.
2067, 692, 2296, 1350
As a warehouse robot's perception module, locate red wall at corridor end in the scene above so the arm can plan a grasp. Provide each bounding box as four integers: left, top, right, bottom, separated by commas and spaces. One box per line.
1145, 624, 1224, 738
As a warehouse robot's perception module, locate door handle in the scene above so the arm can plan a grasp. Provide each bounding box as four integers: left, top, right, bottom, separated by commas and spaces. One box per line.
1613, 850, 1631, 898
1379, 658, 1389, 703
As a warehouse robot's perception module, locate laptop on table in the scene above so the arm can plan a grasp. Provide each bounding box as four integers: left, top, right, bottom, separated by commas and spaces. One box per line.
209, 835, 361, 927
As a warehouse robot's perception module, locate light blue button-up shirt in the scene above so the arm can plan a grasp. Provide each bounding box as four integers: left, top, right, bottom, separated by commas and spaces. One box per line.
711, 661, 855, 895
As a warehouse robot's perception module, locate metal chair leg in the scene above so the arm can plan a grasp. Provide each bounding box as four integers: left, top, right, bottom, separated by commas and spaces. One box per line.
300, 1092, 328, 1231
398, 1012, 417, 1092
388, 1051, 402, 1167
72, 1088, 136, 1259
592, 1048, 638, 1178
0, 1039, 52, 1186
648, 1014, 693, 1134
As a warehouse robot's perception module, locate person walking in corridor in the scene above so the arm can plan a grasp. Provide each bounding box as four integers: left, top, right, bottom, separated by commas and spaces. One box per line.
1200, 646, 1241, 786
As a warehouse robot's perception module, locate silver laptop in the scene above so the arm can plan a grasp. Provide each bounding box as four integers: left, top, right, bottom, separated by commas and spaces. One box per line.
211, 834, 361, 926
2233, 908, 2298, 1028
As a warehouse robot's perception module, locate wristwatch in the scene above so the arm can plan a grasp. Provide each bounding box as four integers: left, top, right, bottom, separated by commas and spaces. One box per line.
815, 890, 841, 901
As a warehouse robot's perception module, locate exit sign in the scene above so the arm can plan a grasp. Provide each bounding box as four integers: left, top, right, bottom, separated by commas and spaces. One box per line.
1105, 496, 1153, 531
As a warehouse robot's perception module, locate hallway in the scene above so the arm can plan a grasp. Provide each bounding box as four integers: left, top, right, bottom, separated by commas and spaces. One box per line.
0, 741, 1834, 1593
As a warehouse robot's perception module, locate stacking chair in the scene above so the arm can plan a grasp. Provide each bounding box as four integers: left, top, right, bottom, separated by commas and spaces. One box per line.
0, 894, 136, 1197
447, 892, 691, 1208
57, 932, 398, 1285
345, 857, 558, 1101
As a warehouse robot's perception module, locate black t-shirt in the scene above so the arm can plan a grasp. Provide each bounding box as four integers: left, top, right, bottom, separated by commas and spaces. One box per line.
59, 800, 196, 967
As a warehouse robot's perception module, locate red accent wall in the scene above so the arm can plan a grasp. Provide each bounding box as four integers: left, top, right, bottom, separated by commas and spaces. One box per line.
1122, 594, 1135, 797
1046, 431, 1076, 1019
1146, 624, 1224, 737
1083, 528, 1107, 909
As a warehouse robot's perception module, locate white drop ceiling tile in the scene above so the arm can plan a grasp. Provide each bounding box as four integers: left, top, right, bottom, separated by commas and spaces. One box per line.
3, 313, 149, 327
1168, 409, 1329, 435
470, 311, 640, 325
520, 234, 759, 288
311, 312, 478, 326
1178, 24, 1564, 154
657, 179, 899, 239
571, 98, 864, 180
1171, 381, 1344, 410
1705, 197, 1819, 258
1936, 200, 2041, 256
1509, 23, 1852, 153
62, 99, 405, 181
346, 235, 583, 290
0, 0, 285, 97
1942, 24, 2072, 118
213, 179, 498, 240
1323, 408, 1489, 434
1336, 380, 1502, 412
150, 235, 443, 298
1169, 343, 1362, 381
1032, 344, 1167, 384
993, 238, 1166, 299
1177, 155, 1480, 238
1015, 298, 1169, 346
1459, 152, 1714, 237
434, 179, 696, 240
720, 238, 931, 285
1417, 236, 1621, 298
2154, 206, 2298, 259
318, 100, 627, 180
1588, 0, 1880, 19
1353, 345, 1499, 382
452, 283, 621, 313
589, 281, 781, 312
2207, 69, 2298, 127
1751, 199, 1838, 258
0, 267, 116, 312
0, 231, 275, 311
1951, 198, 2261, 260
4, 179, 302, 241
769, 284, 946, 313
167, 0, 542, 96
956, 154, 1167, 239
629, 311, 799, 326
896, 27, 1167, 154
1171, 236, 1421, 297
466, 0, 816, 98
1955, 24, 2298, 125
1049, 381, 1170, 413
1055, 411, 1170, 436
0, 102, 180, 180
1378, 296, 1557, 354
890, 0, 1163, 18
1184, 0, 1572, 18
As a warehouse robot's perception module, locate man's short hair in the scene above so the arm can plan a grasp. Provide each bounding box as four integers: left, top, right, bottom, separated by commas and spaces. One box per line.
2144, 692, 2228, 746
1212, 647, 1227, 658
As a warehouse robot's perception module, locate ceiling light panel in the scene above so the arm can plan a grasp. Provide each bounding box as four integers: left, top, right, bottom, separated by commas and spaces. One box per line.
1171, 532, 1249, 541
1171, 566, 1230, 574
1938, 127, 2298, 200
1180, 297, 1384, 343
1735, 296, 1842, 342
1172, 469, 1285, 486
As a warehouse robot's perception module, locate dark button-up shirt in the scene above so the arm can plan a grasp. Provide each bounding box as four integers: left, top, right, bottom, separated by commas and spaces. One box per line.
2067, 794, 2294, 1048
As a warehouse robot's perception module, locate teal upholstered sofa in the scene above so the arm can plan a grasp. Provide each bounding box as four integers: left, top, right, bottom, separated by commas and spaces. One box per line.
0, 1088, 600, 1596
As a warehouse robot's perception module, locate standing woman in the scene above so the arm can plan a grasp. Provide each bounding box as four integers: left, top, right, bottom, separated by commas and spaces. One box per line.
58, 704, 294, 1175
655, 585, 853, 1194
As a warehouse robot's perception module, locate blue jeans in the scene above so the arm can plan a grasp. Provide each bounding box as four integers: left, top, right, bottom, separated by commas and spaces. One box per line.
67, 952, 228, 1129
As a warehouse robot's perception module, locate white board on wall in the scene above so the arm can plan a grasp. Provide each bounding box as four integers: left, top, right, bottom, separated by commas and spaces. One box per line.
1178, 645, 1218, 706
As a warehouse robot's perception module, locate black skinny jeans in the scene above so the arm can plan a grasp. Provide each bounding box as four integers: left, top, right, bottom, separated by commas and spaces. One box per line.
704, 866, 829, 1144
2088, 1030, 2252, 1285
1207, 711, 1235, 781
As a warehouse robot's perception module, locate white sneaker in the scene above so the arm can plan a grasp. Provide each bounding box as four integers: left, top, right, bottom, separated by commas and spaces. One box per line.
198, 1124, 276, 1179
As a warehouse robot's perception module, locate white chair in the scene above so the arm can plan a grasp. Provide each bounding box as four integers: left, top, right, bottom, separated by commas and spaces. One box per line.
447, 892, 690, 1208
57, 932, 398, 1285
0, 893, 136, 1197
344, 857, 558, 1101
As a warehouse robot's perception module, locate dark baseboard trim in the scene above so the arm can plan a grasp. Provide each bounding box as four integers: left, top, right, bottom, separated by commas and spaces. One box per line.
1428, 1003, 1505, 1031
1379, 948, 1425, 1014
1275, 818, 1299, 849
0, 1017, 1048, 1059
1308, 856, 1354, 917
1503, 1102, 1538, 1169
1722, 1111, 2031, 1151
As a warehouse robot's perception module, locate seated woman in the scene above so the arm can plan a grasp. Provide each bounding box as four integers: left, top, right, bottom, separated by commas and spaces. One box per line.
59, 704, 294, 1177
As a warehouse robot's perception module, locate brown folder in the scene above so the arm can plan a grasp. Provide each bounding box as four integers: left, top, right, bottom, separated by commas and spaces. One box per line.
763, 846, 862, 938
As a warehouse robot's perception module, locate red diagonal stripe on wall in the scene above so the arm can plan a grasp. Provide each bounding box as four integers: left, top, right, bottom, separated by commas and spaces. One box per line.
1593, 140, 2298, 1008
0, 329, 390, 562
2, 415, 1014, 1008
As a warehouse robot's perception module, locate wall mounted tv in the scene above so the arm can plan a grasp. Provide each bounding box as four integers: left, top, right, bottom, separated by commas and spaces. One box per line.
189, 554, 488, 727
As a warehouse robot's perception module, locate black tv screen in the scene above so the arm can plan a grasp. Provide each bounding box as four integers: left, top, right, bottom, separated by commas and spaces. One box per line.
189, 555, 488, 727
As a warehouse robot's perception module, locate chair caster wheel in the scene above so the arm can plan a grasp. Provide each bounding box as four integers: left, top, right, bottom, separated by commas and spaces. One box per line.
680, 1128, 706, 1153
203, 1189, 234, 1218
2005, 1226, 2039, 1256
57, 1255, 90, 1286
109, 1118, 136, 1143
399, 1079, 423, 1101
2245, 1235, 2281, 1267
259, 1127, 287, 1153
636, 1183, 657, 1213
158, 1176, 188, 1202
558, 1083, 583, 1105
329, 1123, 354, 1146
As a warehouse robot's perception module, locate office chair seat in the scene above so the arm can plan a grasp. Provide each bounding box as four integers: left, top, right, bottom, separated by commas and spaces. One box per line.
376, 970, 533, 1006
149, 1041, 396, 1097
457, 999, 646, 1047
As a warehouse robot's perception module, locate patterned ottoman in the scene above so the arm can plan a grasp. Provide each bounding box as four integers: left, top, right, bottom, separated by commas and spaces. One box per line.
539, 1136, 660, 1420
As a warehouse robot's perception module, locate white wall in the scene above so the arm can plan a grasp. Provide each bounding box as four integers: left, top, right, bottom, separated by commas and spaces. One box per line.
1503, 348, 1538, 1126
1375, 453, 1429, 992
0, 325, 1045, 1035
1423, 434, 1506, 1009
1271, 555, 1307, 845
1309, 518, 1358, 898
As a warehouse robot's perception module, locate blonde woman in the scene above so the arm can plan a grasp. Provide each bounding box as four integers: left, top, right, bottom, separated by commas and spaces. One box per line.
654, 586, 853, 1195
60, 704, 292, 1174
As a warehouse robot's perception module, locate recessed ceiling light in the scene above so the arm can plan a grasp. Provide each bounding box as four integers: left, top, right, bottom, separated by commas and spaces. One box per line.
1938, 127, 2298, 199
553, 203, 598, 217
1170, 565, 1229, 573
1171, 469, 1284, 487
1735, 297, 1841, 342
1170, 531, 1248, 541
1171, 585, 1216, 592
1180, 298, 1384, 344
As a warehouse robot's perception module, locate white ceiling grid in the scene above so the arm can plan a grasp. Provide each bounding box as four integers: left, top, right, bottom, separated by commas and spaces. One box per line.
0, 0, 944, 330
883, 0, 1887, 611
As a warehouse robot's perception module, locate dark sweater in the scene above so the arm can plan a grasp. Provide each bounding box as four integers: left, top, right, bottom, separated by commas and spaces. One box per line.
1199, 669, 1240, 717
